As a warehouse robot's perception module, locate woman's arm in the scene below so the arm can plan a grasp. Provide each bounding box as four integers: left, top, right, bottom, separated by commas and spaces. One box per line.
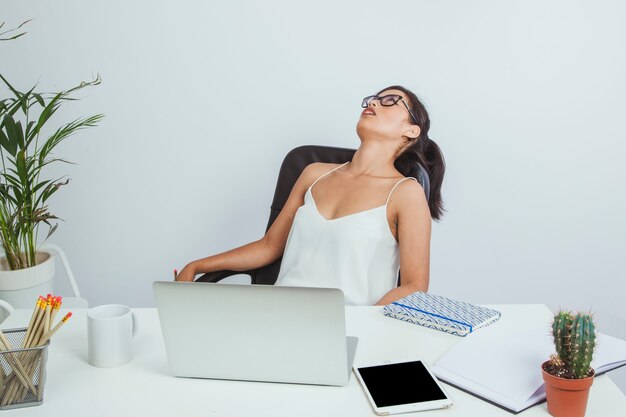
374, 180, 431, 305
175, 163, 332, 282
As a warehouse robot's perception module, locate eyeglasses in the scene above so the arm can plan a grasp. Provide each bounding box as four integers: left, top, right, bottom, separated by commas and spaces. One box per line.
361, 94, 419, 125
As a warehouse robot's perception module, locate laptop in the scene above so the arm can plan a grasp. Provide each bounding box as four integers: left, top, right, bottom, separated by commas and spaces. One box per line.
153, 281, 358, 386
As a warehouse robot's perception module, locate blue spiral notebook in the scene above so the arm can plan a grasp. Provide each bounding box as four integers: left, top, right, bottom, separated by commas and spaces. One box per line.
383, 292, 501, 336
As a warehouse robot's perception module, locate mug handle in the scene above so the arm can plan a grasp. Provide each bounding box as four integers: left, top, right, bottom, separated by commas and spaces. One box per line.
131, 311, 138, 338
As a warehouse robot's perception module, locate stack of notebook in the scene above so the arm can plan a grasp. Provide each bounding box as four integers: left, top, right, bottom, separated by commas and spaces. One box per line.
383, 292, 501, 336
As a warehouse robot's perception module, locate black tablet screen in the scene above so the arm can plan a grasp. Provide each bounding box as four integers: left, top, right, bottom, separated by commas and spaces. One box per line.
358, 361, 447, 407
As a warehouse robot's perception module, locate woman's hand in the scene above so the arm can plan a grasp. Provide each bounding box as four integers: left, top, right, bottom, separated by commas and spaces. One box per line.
175, 263, 197, 282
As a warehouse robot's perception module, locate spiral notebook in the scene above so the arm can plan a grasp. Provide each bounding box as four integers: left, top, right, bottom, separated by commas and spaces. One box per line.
383, 292, 501, 336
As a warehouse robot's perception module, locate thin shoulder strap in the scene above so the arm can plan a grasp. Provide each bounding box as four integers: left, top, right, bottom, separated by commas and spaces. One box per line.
309, 161, 350, 189
385, 177, 418, 205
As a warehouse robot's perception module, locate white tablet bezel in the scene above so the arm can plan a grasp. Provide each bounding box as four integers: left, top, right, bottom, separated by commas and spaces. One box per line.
353, 357, 453, 415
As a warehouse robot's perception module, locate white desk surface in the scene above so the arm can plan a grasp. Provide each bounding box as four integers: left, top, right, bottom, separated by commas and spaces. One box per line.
2, 305, 625, 417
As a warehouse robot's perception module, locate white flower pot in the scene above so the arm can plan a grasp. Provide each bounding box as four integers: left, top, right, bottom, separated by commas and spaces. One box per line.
0, 252, 54, 308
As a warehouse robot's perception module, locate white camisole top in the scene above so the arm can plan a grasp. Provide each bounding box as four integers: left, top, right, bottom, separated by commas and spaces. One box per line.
275, 162, 418, 306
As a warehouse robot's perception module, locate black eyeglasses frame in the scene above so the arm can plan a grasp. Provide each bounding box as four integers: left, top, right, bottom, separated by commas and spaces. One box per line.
361, 94, 419, 126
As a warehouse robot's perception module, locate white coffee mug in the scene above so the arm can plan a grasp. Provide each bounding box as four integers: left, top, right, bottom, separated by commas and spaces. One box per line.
87, 304, 138, 368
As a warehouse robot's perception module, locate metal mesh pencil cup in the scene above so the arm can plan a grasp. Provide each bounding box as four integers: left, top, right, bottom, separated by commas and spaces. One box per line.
0, 328, 49, 410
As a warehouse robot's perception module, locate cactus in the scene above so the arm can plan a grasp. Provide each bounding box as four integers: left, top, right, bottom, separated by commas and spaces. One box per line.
550, 311, 596, 379
552, 311, 573, 365
570, 314, 596, 378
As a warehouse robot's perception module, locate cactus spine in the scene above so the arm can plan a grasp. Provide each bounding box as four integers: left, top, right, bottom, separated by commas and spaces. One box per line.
550, 311, 596, 379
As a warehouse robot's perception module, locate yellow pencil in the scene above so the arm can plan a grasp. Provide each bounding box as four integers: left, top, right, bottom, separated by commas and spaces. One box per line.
44, 294, 52, 333
8, 296, 57, 405
37, 312, 72, 347
0, 331, 38, 396
21, 296, 44, 347
2, 295, 58, 406
23, 298, 46, 348
48, 296, 62, 330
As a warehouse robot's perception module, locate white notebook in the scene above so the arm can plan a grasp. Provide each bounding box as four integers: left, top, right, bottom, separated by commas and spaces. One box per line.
431, 327, 626, 413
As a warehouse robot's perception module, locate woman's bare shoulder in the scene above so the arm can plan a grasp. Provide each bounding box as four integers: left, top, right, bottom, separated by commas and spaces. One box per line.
299, 162, 344, 183
390, 178, 428, 211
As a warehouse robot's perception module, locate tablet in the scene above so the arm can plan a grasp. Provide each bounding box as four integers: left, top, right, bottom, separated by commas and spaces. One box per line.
353, 358, 453, 415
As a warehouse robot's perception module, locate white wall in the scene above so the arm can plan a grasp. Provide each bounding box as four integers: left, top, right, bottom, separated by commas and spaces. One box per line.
3, 0, 625, 392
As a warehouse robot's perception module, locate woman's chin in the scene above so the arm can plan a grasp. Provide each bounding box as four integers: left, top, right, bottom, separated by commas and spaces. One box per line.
356, 123, 386, 142
356, 122, 374, 140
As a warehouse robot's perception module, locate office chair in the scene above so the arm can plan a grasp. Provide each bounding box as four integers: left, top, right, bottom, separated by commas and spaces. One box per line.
42, 244, 89, 308
195, 144, 430, 285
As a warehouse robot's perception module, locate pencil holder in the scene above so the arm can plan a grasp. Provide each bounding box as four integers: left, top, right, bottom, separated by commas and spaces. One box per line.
0, 328, 48, 410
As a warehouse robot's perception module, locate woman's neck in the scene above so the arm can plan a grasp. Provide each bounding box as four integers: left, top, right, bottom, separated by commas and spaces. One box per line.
348, 142, 400, 178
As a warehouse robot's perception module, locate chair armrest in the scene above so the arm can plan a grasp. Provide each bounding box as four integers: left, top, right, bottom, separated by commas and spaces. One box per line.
194, 270, 253, 283
40, 243, 81, 298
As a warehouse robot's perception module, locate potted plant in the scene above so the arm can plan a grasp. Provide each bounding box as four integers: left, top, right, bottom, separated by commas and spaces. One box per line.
542, 310, 596, 417
0, 20, 103, 306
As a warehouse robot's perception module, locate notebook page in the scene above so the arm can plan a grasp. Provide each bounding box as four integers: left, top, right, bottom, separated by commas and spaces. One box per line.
435, 327, 626, 404
435, 327, 554, 403
592, 333, 626, 373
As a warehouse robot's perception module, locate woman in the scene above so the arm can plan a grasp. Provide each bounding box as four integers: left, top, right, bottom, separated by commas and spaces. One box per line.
176, 85, 445, 306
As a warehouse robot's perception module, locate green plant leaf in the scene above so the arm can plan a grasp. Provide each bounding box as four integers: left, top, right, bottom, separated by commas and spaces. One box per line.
0, 183, 18, 205
31, 179, 51, 195
39, 178, 69, 206
31, 91, 63, 138
2, 172, 22, 189
0, 99, 8, 116
0, 128, 17, 156
24, 120, 36, 144
0, 190, 18, 206
0, 66, 102, 267
0, 32, 26, 41
18, 84, 37, 115
32, 92, 45, 107
0, 75, 27, 114
2, 113, 25, 151
38, 114, 103, 165
42, 157, 75, 166
0, 19, 31, 41
0, 98, 21, 123
6, 166, 20, 178
0, 74, 18, 94
15, 150, 28, 183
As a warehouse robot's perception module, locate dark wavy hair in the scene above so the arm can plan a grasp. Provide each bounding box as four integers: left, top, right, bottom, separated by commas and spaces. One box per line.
376, 85, 446, 220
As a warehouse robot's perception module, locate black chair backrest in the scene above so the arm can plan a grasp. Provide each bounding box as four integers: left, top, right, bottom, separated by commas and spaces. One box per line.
251, 145, 430, 285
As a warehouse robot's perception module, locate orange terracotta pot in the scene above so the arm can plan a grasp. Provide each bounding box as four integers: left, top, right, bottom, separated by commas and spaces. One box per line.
541, 361, 595, 417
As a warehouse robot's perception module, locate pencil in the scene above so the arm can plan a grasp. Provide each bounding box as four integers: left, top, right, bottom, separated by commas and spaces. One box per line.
3, 345, 41, 405
0, 331, 38, 397
48, 296, 62, 330
13, 299, 68, 405
23, 299, 46, 349
43, 294, 52, 336
21, 296, 44, 347
37, 312, 72, 347
2, 295, 63, 406
9, 301, 63, 405
3, 297, 41, 405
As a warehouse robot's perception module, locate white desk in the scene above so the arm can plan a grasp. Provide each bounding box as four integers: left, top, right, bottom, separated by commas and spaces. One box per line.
2, 305, 625, 416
